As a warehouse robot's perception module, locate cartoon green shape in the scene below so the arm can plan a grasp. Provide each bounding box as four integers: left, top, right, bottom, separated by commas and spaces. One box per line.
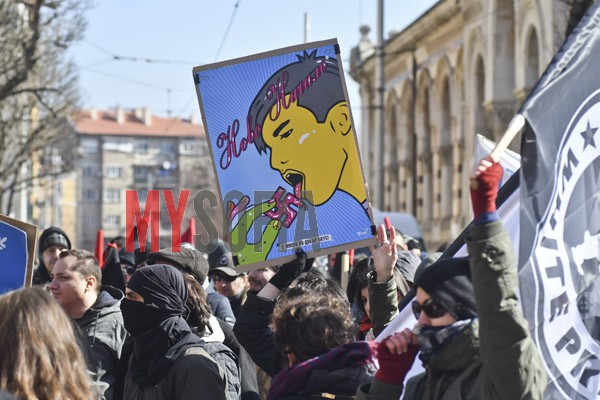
231, 200, 281, 265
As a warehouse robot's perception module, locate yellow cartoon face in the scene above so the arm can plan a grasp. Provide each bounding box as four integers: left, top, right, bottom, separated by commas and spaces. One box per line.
262, 100, 351, 205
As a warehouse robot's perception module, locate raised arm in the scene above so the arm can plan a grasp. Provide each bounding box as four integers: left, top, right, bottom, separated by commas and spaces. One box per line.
467, 156, 546, 399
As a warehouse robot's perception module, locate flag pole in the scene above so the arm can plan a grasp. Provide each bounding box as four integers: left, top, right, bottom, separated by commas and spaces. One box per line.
489, 114, 526, 162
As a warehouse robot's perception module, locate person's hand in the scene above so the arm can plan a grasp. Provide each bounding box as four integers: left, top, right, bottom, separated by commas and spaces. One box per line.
268, 250, 312, 290
375, 329, 419, 385
231, 200, 280, 265
470, 156, 503, 219
369, 224, 398, 282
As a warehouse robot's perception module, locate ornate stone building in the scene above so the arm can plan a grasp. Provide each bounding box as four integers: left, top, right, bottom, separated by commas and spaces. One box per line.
350, 0, 571, 249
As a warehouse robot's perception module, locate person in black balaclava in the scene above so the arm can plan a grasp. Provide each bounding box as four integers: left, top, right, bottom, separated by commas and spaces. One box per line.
119, 264, 226, 399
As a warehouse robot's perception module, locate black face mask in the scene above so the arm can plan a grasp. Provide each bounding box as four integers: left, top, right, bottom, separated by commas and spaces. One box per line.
121, 264, 205, 387
120, 299, 172, 337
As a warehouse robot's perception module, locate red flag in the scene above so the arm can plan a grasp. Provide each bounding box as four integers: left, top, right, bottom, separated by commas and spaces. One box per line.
181, 217, 196, 246
94, 229, 104, 266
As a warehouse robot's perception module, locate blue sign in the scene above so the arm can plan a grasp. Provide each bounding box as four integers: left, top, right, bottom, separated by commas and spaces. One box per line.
193, 39, 376, 270
0, 220, 28, 294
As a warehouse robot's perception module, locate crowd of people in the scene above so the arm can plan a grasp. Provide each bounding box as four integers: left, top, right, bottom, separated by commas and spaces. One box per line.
0, 157, 547, 400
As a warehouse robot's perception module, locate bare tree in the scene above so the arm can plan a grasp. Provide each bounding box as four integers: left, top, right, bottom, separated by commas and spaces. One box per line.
0, 0, 89, 215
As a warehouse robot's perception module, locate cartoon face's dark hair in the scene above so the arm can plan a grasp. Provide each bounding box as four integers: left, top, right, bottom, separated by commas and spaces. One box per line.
248, 50, 344, 154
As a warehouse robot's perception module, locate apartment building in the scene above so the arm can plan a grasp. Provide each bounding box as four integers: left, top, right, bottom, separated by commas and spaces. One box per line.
73, 107, 216, 251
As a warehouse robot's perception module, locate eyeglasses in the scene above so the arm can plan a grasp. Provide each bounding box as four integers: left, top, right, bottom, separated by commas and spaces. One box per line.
212, 274, 237, 283
411, 297, 448, 319
122, 266, 135, 275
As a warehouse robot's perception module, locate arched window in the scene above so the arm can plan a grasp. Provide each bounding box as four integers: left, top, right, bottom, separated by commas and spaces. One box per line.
525, 27, 539, 90
475, 56, 488, 139
440, 77, 453, 221
417, 84, 432, 223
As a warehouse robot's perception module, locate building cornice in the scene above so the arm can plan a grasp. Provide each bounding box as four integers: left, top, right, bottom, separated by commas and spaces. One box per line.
358, 0, 463, 74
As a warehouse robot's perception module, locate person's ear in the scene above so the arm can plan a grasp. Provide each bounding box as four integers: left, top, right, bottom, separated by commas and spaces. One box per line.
326, 102, 352, 136
85, 276, 97, 292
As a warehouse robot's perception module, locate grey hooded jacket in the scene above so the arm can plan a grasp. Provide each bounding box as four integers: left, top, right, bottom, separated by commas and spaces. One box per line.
76, 285, 127, 400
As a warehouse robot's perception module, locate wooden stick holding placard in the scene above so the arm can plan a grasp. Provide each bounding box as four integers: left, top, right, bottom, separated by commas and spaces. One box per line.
490, 114, 526, 162
471, 114, 525, 189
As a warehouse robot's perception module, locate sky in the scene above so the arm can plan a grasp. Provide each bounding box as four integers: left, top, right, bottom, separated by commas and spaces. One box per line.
70, 0, 438, 125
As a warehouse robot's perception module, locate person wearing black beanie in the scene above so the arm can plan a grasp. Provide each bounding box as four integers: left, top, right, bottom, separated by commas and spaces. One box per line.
33, 226, 72, 286
358, 156, 547, 400
413, 257, 477, 321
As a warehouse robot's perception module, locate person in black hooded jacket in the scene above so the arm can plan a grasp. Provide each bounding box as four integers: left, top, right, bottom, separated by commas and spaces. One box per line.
119, 264, 227, 400
33, 226, 71, 286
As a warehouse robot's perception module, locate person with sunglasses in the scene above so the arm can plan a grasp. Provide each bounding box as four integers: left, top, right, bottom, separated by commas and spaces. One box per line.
357, 156, 547, 400
209, 266, 250, 318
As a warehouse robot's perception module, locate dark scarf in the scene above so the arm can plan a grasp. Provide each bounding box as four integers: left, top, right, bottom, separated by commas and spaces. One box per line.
413, 318, 476, 362
121, 264, 205, 387
267, 341, 376, 400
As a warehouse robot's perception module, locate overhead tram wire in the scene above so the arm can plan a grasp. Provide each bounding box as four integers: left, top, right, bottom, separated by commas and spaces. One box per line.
80, 40, 201, 116
83, 39, 200, 65
82, 68, 189, 93
80, 1, 246, 123
213, 0, 242, 62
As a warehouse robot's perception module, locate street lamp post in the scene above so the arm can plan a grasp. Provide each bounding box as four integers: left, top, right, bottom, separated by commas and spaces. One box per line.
411, 52, 418, 216
376, 0, 385, 209
369, 0, 419, 214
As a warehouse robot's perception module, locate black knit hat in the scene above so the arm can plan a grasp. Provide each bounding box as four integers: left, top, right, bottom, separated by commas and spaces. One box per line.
38, 227, 71, 265
414, 257, 477, 320
207, 239, 234, 270
395, 250, 421, 284
118, 249, 136, 268
147, 247, 209, 284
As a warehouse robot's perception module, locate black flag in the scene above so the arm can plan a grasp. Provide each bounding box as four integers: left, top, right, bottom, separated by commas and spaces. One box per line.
519, 2, 600, 398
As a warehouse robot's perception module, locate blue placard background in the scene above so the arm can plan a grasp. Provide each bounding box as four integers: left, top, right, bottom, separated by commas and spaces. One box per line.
195, 42, 374, 265
0, 220, 28, 294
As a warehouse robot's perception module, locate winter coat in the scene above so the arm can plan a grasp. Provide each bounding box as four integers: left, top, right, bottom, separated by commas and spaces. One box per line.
75, 286, 127, 400
365, 249, 418, 338
357, 221, 547, 400
209, 291, 236, 327
268, 342, 376, 400
122, 346, 227, 400
233, 293, 288, 378
32, 264, 52, 286
366, 271, 400, 338
215, 317, 261, 400
203, 341, 241, 400
202, 315, 242, 400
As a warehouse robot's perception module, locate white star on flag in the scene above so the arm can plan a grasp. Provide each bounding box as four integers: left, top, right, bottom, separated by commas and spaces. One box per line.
0, 237, 6, 250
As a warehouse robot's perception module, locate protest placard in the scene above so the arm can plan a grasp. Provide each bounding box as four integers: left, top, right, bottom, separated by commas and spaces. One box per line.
0, 214, 37, 294
193, 39, 376, 270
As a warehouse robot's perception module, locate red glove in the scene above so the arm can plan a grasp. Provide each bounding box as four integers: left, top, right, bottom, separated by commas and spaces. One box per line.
375, 339, 419, 386
470, 160, 503, 219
